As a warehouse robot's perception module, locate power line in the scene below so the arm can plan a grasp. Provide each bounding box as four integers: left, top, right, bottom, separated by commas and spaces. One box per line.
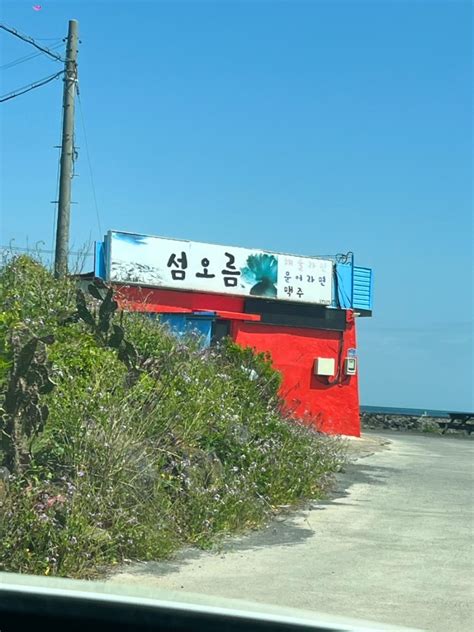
1, 49, 47, 71
1, 41, 63, 71
77, 92, 103, 237
0, 23, 64, 62
0, 70, 64, 103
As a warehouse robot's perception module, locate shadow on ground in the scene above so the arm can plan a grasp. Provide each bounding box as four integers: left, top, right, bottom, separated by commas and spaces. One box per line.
111, 445, 397, 581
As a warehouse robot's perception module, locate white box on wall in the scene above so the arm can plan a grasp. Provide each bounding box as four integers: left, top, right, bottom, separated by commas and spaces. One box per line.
314, 357, 335, 376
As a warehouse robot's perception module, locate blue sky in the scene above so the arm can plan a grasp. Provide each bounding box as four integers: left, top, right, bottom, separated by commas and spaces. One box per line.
1, 1, 472, 410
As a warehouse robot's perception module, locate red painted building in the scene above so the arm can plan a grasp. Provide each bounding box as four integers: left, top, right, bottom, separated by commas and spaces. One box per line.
94, 231, 373, 437
233, 317, 360, 436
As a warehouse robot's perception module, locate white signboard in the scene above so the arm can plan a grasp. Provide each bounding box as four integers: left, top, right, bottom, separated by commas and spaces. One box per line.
107, 231, 333, 306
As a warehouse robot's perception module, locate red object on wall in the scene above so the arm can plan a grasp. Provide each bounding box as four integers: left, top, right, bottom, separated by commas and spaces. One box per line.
232, 319, 360, 437
114, 285, 360, 437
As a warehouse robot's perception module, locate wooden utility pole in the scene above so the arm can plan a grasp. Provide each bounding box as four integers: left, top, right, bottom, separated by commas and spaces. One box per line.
54, 19, 79, 278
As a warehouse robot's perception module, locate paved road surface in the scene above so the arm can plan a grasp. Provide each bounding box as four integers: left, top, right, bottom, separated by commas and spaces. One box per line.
109, 433, 474, 631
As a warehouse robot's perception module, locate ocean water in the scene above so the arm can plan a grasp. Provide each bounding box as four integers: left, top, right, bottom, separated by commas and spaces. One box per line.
360, 405, 453, 418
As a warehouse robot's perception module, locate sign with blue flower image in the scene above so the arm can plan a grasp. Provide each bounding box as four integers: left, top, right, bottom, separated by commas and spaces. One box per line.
107, 231, 333, 306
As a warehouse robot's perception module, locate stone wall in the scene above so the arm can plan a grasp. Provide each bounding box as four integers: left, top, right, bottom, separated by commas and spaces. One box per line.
360, 412, 471, 435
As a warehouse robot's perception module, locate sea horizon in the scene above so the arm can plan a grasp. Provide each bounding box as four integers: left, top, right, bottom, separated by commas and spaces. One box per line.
360, 405, 473, 418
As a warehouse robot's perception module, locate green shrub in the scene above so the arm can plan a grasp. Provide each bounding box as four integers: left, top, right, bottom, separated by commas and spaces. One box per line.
0, 256, 346, 577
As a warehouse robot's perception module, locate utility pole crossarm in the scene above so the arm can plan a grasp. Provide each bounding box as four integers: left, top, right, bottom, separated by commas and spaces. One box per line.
54, 19, 79, 278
